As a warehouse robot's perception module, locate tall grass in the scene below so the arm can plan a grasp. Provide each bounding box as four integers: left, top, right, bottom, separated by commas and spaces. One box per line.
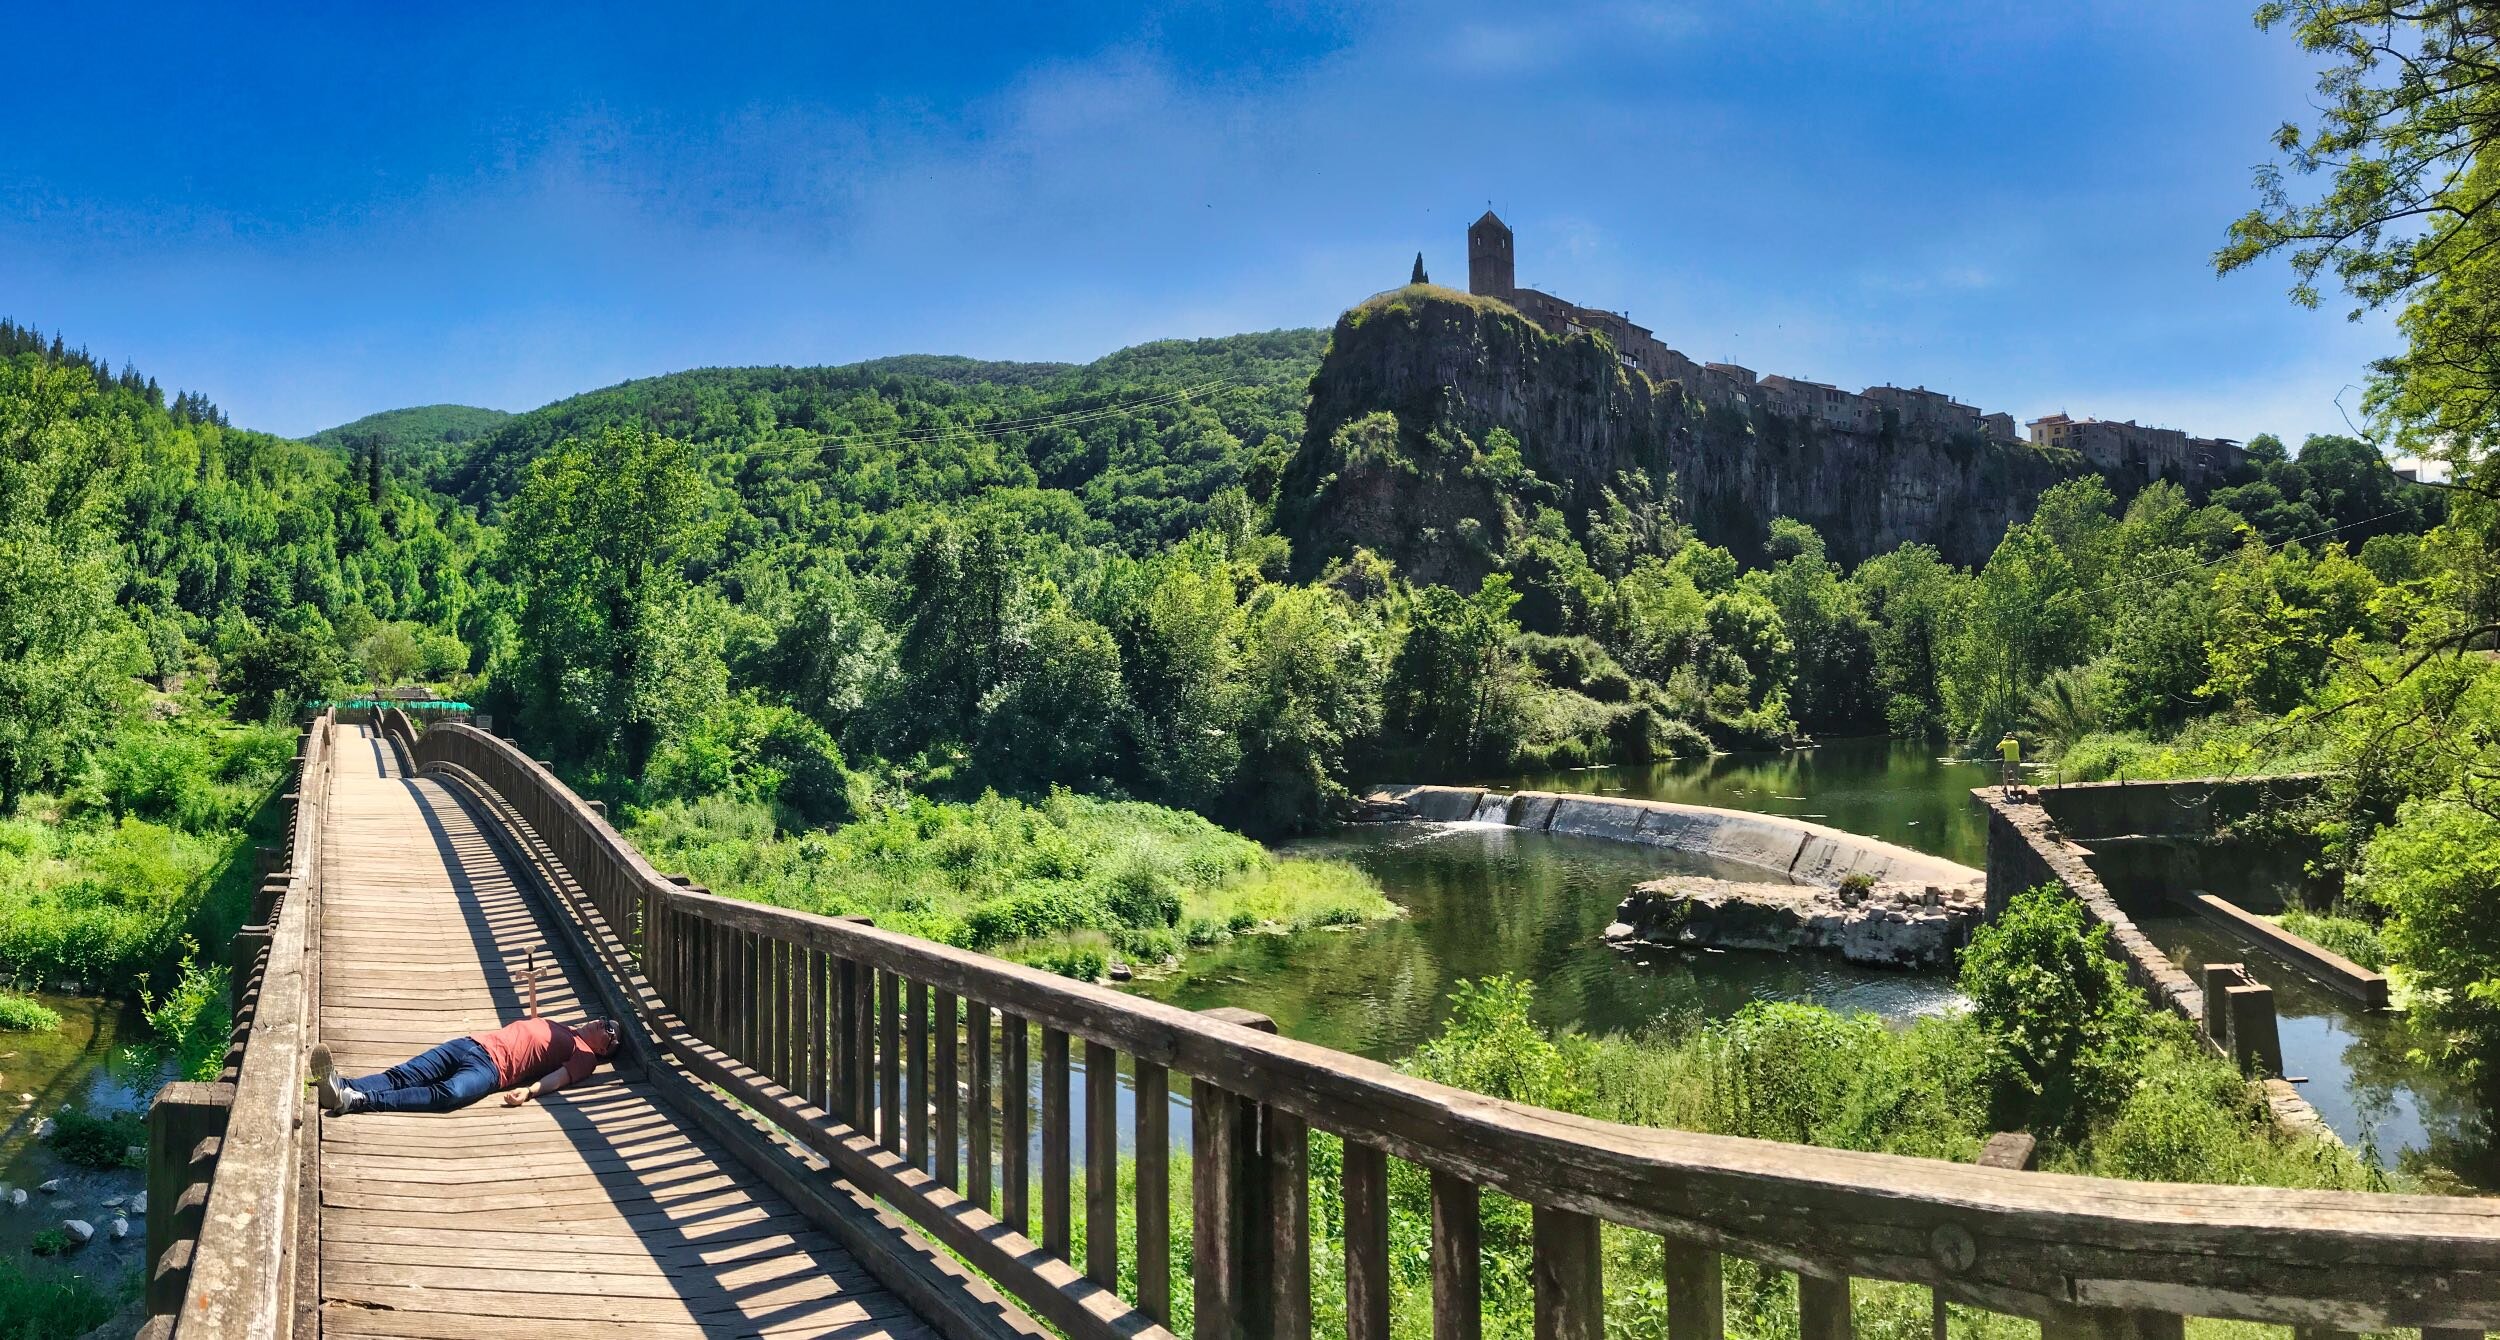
0, 714, 294, 990
0, 991, 60, 1032
0, 1259, 114, 1340
624, 788, 1392, 977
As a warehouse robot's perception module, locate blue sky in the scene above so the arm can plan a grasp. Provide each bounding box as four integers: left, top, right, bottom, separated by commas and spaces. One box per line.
0, 1, 2388, 444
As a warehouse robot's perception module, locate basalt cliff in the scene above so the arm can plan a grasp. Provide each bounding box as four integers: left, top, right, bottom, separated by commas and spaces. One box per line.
1277, 286, 2092, 583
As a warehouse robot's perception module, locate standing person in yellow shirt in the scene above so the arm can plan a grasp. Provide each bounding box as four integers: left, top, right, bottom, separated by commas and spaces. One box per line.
1998, 731, 2022, 794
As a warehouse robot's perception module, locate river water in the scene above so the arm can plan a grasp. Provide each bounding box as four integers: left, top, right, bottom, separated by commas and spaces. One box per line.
1140, 738, 2490, 1183
0, 992, 166, 1274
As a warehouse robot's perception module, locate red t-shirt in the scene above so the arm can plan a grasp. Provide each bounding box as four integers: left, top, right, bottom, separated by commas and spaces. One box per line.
472, 1018, 599, 1089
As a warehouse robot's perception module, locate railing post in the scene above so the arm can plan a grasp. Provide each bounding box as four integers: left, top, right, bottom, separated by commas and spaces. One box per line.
1532, 1206, 1602, 1340
1664, 1240, 1724, 1340
145, 1080, 233, 1317
1194, 1007, 1278, 1340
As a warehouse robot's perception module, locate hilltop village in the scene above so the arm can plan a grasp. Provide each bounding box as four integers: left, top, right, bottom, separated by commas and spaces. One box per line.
1450, 211, 2248, 488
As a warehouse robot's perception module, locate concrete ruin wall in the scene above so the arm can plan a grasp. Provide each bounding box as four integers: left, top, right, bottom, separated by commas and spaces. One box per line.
1368, 784, 1983, 891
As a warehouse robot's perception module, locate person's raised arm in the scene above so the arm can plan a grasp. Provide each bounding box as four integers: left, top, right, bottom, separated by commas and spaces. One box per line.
523, 948, 539, 1019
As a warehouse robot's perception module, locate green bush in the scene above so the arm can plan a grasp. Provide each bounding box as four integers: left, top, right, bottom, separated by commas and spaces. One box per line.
2352, 797, 2500, 1073
0, 993, 60, 1032
2278, 909, 2387, 971
142, 955, 233, 1081
47, 1108, 144, 1170
1957, 883, 2154, 1139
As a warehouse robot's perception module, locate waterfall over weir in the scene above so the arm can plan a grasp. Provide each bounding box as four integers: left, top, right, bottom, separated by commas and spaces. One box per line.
1469, 791, 1510, 823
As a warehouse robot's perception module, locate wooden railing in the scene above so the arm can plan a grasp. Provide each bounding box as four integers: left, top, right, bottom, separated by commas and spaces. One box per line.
388, 717, 2500, 1340
144, 709, 332, 1340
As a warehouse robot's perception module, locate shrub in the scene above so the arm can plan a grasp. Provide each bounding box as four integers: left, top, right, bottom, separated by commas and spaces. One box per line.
1405, 977, 1587, 1110
961, 887, 1111, 950
1652, 717, 1714, 760
47, 1108, 144, 1170
2351, 797, 2500, 1072
0, 993, 60, 1032
142, 955, 233, 1081
1958, 883, 2154, 1138
2278, 909, 2387, 971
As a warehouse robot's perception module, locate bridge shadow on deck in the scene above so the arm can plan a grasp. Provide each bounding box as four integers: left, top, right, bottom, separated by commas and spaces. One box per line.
318, 724, 923, 1337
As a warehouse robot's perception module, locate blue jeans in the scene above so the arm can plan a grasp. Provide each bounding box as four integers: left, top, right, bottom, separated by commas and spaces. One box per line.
345, 1036, 501, 1113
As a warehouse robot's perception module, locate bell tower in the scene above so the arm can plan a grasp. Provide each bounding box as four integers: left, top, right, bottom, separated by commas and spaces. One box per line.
1467, 210, 1514, 298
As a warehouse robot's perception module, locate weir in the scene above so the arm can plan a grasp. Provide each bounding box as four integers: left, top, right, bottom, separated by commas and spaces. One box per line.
146, 714, 2500, 1337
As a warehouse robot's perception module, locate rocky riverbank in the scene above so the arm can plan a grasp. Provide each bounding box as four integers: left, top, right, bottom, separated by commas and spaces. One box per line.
1603, 876, 1984, 968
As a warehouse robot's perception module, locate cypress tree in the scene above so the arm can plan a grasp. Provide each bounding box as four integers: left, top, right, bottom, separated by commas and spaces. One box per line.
1411, 252, 1428, 285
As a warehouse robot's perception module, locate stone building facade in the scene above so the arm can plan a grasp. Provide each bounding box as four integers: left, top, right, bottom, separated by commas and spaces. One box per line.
1453, 211, 2242, 484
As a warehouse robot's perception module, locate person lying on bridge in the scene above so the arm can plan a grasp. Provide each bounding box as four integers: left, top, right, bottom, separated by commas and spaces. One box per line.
309, 950, 620, 1115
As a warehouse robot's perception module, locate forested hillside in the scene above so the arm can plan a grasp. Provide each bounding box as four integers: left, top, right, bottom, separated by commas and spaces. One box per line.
303, 403, 513, 485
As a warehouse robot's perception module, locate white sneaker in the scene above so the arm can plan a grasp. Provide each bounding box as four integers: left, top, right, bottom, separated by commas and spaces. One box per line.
309, 1043, 359, 1114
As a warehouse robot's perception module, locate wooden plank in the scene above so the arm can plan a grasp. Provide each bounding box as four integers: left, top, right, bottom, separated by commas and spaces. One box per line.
909, 979, 931, 1169
1532, 1206, 1603, 1340
1003, 1013, 1030, 1232
1665, 1240, 1725, 1340
1042, 1026, 1072, 1261
1135, 1059, 1170, 1324
881, 970, 903, 1151
1799, 1274, 1853, 1340
809, 946, 829, 1116
1085, 1041, 1119, 1290
1343, 1141, 1390, 1340
969, 1002, 994, 1213
937, 989, 961, 1190
1269, 1106, 1312, 1340
1431, 1172, 1481, 1340
1195, 1079, 1255, 1340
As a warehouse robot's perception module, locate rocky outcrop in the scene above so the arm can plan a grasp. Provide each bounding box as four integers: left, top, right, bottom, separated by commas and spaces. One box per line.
1364, 784, 1985, 891
1281, 287, 2088, 578
1603, 876, 1983, 968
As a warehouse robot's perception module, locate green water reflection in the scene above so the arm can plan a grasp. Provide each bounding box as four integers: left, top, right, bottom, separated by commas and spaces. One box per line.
1135, 821, 1965, 1061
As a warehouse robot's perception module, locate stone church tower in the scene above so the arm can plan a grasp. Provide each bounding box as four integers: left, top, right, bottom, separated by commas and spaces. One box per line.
1467, 210, 1514, 298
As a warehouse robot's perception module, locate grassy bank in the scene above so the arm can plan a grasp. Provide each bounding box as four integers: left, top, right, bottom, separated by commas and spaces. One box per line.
623, 788, 1393, 978
0, 1259, 117, 1340
0, 699, 292, 993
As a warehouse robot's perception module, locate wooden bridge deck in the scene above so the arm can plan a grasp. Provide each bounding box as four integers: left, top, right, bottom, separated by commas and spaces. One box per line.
315, 724, 934, 1339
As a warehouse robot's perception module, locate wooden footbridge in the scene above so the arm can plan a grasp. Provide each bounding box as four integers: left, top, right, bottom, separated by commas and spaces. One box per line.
141, 710, 2500, 1338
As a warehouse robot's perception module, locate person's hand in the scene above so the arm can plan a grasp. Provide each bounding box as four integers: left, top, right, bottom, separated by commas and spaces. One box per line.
502, 1087, 533, 1106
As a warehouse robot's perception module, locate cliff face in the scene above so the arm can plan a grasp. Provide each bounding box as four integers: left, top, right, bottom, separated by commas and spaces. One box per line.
1279, 287, 2086, 579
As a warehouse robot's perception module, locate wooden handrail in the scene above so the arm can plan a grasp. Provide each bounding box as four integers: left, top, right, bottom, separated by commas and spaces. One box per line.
148, 709, 332, 1340
392, 718, 2500, 1336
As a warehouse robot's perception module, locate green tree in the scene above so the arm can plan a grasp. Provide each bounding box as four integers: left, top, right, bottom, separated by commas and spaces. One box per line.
499, 425, 716, 771
2354, 798, 2500, 1076
1386, 577, 1530, 773
1227, 584, 1385, 833
0, 359, 144, 803
1848, 543, 1967, 737
1941, 524, 2090, 742
354, 622, 424, 690
223, 627, 347, 721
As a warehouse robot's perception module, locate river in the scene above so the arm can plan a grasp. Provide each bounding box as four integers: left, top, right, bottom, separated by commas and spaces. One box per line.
1140, 738, 2491, 1184
0, 992, 166, 1275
